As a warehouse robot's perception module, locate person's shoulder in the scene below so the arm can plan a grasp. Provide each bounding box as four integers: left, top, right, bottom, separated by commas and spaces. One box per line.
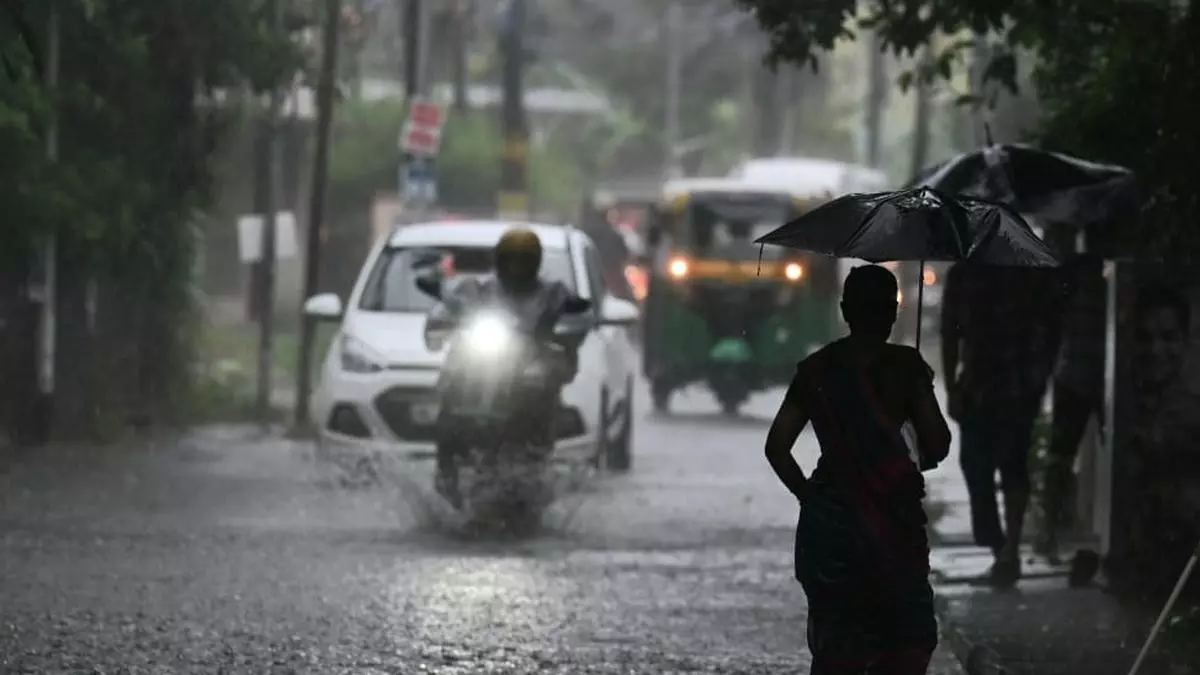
885, 343, 934, 377
796, 341, 840, 373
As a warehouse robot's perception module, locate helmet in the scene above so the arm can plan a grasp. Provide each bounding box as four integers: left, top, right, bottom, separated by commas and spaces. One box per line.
494, 227, 543, 293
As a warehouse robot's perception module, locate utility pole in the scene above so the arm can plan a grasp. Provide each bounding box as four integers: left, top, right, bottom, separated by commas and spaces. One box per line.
402, 0, 427, 99
254, 0, 285, 424
663, 2, 682, 179
31, 0, 60, 443
450, 0, 468, 110
295, 0, 341, 429
497, 0, 528, 218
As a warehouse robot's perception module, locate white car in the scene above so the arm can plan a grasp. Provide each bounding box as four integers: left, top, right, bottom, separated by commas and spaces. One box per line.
303, 220, 641, 473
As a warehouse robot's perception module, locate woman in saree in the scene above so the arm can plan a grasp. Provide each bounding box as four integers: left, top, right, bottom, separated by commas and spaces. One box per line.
765, 264, 952, 675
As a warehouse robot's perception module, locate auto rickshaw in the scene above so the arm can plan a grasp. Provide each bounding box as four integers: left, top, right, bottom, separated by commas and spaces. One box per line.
642, 177, 840, 415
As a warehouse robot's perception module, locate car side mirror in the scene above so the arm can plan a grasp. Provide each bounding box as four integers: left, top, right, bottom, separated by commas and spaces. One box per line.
415, 273, 442, 299
599, 295, 639, 326
303, 293, 343, 320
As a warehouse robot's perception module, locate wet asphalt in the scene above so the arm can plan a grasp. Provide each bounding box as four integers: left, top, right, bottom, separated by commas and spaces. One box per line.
0, 383, 965, 674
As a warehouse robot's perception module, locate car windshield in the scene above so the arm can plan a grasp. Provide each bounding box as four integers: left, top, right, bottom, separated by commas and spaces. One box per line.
358, 245, 576, 312
684, 195, 792, 261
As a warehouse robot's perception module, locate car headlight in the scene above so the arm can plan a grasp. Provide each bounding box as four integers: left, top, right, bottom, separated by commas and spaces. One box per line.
340, 335, 385, 373
462, 314, 513, 357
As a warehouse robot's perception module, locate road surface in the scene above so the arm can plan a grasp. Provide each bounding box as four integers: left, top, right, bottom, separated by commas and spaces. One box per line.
0, 382, 965, 673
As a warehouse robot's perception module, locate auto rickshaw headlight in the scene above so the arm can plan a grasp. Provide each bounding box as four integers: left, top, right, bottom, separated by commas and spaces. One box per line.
784, 262, 803, 281
668, 257, 689, 279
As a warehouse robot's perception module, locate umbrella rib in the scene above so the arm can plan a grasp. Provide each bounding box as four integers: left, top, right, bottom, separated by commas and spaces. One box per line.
839, 191, 896, 256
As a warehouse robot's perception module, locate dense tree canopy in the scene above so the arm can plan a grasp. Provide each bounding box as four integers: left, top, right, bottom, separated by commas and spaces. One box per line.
736, 0, 1200, 264
0, 0, 304, 436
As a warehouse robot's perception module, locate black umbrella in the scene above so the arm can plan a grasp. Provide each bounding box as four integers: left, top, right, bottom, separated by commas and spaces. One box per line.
754, 187, 1061, 348
916, 143, 1137, 227
756, 187, 1060, 266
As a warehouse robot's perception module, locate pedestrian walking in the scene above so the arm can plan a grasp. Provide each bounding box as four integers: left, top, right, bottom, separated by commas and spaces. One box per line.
766, 265, 952, 675
1038, 252, 1107, 561
940, 262, 1067, 586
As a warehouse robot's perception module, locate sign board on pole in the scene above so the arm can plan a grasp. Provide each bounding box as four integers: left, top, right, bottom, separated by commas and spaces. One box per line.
403, 157, 438, 206
399, 97, 446, 157
237, 212, 298, 263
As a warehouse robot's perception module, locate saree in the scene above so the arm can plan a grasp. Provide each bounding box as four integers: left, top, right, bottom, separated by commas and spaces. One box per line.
792, 342, 938, 671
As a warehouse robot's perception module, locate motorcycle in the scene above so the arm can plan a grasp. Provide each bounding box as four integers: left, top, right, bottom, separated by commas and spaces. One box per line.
415, 271, 591, 533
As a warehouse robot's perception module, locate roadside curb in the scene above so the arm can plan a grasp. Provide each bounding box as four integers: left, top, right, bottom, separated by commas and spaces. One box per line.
934, 595, 1011, 675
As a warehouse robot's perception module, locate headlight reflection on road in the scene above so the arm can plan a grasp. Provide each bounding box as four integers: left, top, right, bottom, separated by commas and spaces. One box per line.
407, 561, 549, 636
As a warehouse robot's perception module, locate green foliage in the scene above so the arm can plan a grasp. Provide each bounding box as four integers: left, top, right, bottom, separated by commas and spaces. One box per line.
737, 0, 1200, 265
0, 0, 303, 437
329, 99, 584, 216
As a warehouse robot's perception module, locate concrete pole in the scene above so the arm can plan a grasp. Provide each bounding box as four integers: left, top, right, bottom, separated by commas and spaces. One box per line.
498, 0, 529, 217
33, 0, 61, 442
254, 0, 285, 423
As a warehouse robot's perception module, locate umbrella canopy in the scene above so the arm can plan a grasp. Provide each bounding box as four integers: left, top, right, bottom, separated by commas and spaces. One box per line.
916, 143, 1137, 226
754, 187, 1061, 267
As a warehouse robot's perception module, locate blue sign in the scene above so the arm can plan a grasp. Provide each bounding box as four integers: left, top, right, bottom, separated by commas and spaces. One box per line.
402, 157, 438, 205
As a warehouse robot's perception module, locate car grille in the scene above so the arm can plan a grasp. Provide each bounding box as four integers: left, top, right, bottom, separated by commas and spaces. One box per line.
374, 386, 439, 442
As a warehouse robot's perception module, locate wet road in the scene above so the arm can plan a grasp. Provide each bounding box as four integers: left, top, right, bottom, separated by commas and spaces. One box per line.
0, 383, 965, 673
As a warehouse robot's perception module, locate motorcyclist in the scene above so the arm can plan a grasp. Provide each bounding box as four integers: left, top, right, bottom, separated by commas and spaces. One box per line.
433, 227, 589, 508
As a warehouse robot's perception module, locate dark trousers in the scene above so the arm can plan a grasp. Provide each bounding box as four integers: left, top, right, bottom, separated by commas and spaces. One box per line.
1042, 385, 1103, 533
959, 399, 1040, 551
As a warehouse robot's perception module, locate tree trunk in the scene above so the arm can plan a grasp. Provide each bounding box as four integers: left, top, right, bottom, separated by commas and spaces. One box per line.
864, 31, 887, 167
752, 60, 782, 157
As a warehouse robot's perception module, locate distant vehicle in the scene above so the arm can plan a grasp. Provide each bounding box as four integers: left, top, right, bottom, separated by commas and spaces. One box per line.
728, 156, 890, 195
303, 220, 641, 480
642, 176, 842, 415
729, 157, 937, 344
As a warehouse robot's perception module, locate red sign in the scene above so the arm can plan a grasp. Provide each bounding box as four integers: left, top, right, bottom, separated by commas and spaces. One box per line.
409, 100, 443, 127
400, 97, 445, 156
401, 128, 439, 155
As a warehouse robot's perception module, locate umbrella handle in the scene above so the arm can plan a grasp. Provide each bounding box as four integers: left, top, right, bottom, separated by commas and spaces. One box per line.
984, 122, 994, 146
915, 260, 926, 352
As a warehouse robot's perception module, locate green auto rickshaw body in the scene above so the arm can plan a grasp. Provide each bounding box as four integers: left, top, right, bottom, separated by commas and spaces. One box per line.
642, 177, 843, 413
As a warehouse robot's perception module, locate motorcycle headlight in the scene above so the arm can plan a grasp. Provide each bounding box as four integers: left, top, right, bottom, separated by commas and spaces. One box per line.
340, 335, 385, 373
463, 314, 513, 357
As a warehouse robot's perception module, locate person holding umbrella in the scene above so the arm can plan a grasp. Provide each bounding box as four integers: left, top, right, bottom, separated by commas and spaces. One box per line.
941, 263, 1067, 585
755, 186, 1061, 668
765, 264, 952, 674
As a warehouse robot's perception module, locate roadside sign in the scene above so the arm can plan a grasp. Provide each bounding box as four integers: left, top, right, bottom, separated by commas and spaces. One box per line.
402, 157, 438, 205
399, 97, 446, 157
236, 212, 298, 263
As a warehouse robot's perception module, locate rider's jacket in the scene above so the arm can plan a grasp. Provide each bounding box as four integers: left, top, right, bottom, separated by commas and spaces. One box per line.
427, 275, 587, 376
